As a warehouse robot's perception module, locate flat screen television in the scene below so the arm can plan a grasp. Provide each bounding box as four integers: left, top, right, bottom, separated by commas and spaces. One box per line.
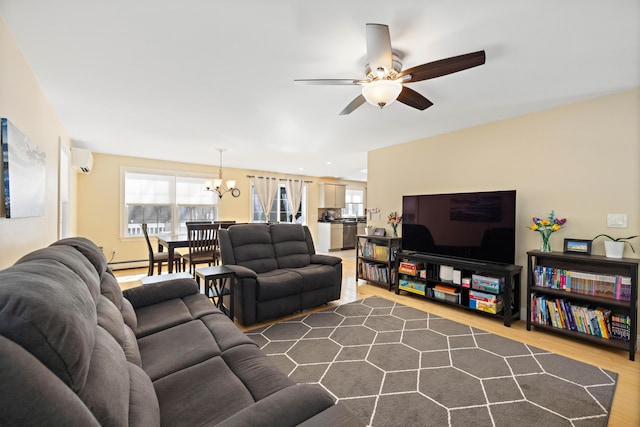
402, 190, 516, 265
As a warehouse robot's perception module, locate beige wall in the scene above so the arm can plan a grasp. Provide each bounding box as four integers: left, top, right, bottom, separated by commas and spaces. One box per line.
368, 88, 639, 309
77, 152, 364, 265
0, 18, 76, 269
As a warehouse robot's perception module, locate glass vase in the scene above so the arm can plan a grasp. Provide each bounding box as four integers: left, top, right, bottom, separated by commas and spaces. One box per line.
392, 225, 398, 237
540, 232, 551, 252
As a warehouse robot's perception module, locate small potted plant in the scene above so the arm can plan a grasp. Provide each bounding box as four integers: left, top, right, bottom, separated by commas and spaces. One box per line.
592, 234, 638, 258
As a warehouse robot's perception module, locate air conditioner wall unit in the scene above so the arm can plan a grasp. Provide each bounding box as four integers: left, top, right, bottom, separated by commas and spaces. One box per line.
71, 148, 93, 174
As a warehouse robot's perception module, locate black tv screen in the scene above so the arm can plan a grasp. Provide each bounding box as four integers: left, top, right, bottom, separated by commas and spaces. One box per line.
402, 190, 516, 265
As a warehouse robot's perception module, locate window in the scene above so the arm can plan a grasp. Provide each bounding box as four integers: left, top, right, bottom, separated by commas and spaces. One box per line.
343, 188, 364, 218
123, 169, 217, 237
251, 184, 307, 224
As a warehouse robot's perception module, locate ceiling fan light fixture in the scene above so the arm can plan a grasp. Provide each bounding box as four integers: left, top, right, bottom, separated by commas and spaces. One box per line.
361, 79, 402, 109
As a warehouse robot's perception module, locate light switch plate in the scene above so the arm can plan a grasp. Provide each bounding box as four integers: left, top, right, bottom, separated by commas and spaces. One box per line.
607, 214, 628, 228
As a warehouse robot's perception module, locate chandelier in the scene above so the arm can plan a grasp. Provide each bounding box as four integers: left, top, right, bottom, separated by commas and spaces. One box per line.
205, 148, 240, 198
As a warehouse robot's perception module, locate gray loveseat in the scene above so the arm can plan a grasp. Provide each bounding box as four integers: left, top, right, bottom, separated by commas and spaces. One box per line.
218, 223, 342, 326
0, 237, 362, 426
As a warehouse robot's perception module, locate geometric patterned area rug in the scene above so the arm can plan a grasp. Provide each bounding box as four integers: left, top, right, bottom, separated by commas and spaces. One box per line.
247, 297, 618, 427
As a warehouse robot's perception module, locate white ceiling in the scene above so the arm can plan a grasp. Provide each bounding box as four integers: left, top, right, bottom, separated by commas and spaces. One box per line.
1, 1, 639, 181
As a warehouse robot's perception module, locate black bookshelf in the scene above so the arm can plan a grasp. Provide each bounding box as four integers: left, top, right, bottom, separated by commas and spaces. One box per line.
355, 235, 402, 290
526, 250, 638, 361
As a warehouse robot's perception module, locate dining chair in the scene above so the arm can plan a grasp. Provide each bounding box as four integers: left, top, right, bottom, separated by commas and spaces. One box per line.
214, 220, 236, 229
142, 223, 183, 276
186, 222, 220, 275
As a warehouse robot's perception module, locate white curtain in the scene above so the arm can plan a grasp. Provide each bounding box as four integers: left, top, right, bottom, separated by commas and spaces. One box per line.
284, 179, 304, 223
252, 177, 278, 222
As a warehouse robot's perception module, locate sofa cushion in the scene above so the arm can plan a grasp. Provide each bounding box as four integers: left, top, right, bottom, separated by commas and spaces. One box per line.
96, 295, 125, 346
15, 246, 101, 303
154, 340, 299, 425
256, 269, 303, 302
133, 293, 221, 338
0, 261, 96, 392
0, 336, 100, 426
120, 298, 138, 330
77, 327, 130, 426
51, 237, 109, 277
123, 324, 142, 366
100, 270, 125, 311
153, 354, 257, 425
226, 224, 279, 273
138, 320, 220, 381
289, 264, 339, 292
271, 223, 312, 268
128, 362, 161, 426
134, 299, 197, 338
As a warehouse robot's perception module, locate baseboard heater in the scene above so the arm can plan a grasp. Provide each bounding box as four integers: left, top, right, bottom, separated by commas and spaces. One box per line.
108, 259, 147, 271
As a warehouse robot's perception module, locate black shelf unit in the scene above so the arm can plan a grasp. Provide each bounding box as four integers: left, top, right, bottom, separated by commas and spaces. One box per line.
356, 235, 402, 290
394, 250, 521, 327
526, 250, 638, 361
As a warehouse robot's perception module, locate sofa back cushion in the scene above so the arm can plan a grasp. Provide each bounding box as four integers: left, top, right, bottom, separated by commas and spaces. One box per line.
0, 261, 97, 392
224, 224, 278, 273
270, 224, 312, 268
0, 240, 159, 426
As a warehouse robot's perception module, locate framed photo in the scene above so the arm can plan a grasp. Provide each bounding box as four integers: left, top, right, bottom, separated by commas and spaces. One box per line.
563, 238, 592, 255
374, 228, 386, 236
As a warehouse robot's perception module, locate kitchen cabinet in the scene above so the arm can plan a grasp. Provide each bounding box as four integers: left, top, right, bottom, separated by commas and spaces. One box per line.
318, 184, 346, 209
317, 222, 343, 252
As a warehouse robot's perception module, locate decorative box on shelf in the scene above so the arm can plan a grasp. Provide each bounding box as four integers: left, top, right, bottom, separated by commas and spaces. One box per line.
398, 279, 426, 296
469, 290, 503, 314
398, 261, 425, 275
472, 274, 504, 293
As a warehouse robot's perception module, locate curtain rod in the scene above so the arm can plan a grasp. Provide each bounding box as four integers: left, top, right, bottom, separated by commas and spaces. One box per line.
246, 175, 313, 183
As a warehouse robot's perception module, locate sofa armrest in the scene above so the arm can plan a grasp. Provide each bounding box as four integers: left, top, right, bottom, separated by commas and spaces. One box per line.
310, 254, 342, 266
123, 278, 198, 309
224, 265, 258, 280
216, 384, 334, 427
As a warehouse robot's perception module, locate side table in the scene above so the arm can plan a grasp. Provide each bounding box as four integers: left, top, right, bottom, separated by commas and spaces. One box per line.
195, 265, 235, 320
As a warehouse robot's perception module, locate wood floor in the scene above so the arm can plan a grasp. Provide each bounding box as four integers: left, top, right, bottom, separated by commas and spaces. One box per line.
115, 251, 639, 427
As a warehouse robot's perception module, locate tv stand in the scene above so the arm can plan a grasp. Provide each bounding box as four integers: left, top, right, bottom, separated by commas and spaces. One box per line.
395, 250, 522, 326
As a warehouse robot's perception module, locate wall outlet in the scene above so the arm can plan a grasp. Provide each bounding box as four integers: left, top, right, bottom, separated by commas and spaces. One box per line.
606, 214, 628, 228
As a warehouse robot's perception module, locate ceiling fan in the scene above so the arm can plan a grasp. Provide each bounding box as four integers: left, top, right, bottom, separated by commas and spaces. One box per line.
295, 23, 486, 115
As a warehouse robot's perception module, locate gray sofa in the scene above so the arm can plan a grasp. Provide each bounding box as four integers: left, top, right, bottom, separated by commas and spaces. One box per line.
0, 237, 362, 426
218, 223, 342, 326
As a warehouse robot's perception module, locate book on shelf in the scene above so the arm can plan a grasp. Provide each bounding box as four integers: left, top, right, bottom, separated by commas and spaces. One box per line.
360, 242, 389, 260
533, 266, 631, 301
360, 260, 389, 283
611, 314, 631, 341
530, 293, 621, 340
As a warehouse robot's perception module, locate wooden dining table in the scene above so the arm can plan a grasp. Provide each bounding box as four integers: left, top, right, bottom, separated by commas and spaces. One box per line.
157, 222, 234, 273
156, 234, 189, 274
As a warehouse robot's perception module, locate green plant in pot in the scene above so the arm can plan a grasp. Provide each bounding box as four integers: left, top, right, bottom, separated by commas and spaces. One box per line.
592, 234, 638, 258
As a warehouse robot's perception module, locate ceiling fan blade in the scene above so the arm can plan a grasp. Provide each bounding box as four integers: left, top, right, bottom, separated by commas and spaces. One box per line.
366, 23, 393, 75
400, 50, 486, 83
339, 95, 366, 115
397, 86, 434, 111
294, 79, 364, 85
